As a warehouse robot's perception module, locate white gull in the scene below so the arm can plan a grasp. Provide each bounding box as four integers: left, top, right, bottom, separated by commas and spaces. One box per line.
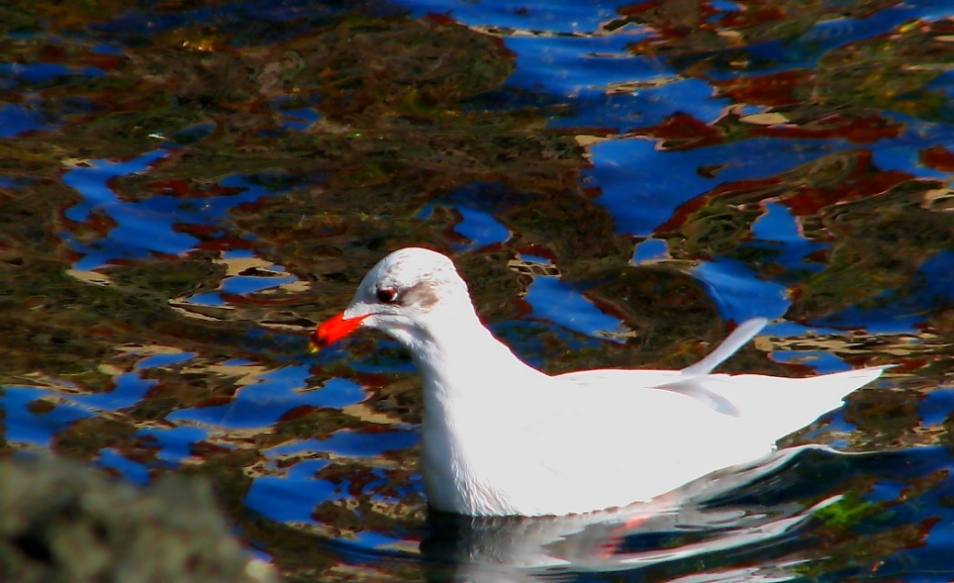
310, 247, 886, 516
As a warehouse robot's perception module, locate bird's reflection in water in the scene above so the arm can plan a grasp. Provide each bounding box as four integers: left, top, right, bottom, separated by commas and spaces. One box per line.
419, 446, 877, 583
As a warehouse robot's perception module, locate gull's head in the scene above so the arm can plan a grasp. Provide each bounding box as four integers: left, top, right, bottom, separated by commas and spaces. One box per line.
310, 247, 472, 350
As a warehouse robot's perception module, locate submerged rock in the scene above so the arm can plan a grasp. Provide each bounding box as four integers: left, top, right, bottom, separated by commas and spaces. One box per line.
0, 455, 275, 583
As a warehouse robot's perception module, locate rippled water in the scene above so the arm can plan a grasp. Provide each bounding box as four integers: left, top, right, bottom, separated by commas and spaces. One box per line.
2, 0, 954, 581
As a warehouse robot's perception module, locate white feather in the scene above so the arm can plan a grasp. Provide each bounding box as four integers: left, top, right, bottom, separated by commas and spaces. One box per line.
323, 248, 887, 516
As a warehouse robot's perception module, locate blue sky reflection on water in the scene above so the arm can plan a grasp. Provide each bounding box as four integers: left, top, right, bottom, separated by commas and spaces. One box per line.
586, 136, 852, 236
811, 249, 954, 333
385, 0, 954, 346
62, 159, 292, 270
0, 388, 93, 447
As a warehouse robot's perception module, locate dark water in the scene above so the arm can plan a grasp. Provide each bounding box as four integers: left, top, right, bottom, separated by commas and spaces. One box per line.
2, 0, 954, 581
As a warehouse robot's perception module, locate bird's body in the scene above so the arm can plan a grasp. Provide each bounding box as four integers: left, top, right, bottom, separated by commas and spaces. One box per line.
312, 247, 886, 516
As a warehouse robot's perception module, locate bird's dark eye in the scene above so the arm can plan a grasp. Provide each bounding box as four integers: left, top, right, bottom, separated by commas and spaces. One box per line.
376, 287, 398, 303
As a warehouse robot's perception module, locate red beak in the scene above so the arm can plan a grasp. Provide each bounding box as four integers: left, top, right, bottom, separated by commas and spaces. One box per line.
309, 311, 368, 352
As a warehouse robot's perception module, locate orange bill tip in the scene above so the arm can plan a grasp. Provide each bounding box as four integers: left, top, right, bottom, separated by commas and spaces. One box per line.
309, 311, 368, 351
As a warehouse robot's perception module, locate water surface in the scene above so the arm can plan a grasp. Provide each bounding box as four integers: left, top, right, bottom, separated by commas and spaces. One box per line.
2, 0, 954, 581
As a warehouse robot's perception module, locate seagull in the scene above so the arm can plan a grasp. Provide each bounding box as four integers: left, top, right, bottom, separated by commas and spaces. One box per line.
310, 247, 886, 517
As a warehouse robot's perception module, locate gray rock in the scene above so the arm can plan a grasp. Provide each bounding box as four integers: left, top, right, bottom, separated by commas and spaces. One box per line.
0, 455, 275, 583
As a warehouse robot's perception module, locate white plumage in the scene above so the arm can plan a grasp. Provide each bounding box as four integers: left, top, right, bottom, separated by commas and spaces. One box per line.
312, 247, 885, 516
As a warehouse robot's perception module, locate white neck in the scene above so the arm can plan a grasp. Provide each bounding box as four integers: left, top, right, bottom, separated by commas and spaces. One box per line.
402, 307, 547, 514
416, 313, 536, 397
